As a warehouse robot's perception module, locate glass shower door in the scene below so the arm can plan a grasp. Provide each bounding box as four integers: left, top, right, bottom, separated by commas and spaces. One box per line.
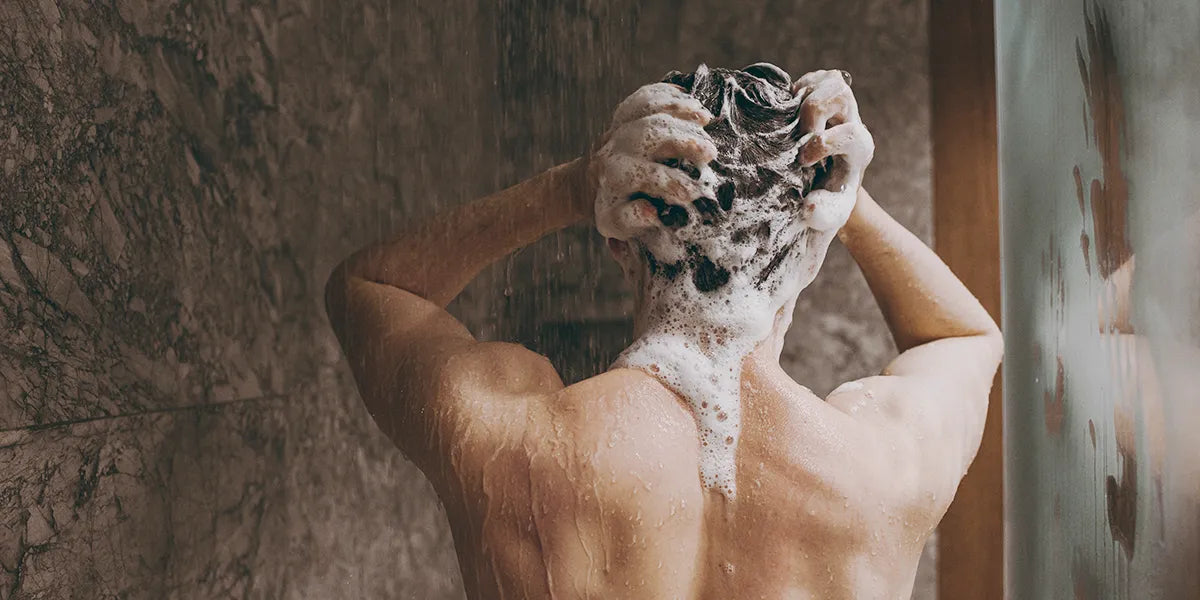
997, 1, 1200, 598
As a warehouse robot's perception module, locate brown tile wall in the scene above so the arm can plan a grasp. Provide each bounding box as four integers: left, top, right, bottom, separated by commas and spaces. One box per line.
0, 1, 932, 597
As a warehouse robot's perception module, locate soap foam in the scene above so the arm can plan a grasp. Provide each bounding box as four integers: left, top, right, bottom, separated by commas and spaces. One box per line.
595, 64, 863, 498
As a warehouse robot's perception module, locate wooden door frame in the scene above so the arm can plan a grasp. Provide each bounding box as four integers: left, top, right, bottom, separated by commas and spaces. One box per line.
930, 1, 1004, 598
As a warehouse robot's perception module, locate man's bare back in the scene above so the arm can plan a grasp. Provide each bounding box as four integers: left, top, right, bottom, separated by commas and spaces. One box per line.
324, 65, 1001, 599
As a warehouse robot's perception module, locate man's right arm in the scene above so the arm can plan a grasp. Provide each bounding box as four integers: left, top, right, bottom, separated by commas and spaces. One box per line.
323, 159, 590, 469
831, 188, 1003, 496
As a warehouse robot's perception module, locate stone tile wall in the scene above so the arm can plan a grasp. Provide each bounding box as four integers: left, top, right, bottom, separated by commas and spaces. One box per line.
0, 1, 932, 597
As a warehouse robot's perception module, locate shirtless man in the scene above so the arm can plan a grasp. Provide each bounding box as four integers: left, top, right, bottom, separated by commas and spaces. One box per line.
324, 65, 1002, 599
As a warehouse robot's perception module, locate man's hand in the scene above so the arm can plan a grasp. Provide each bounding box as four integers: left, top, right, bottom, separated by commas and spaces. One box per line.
591, 83, 719, 247
793, 70, 875, 232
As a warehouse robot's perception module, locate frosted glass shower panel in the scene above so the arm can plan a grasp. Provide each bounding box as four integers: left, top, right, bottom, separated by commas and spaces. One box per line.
998, 1, 1200, 598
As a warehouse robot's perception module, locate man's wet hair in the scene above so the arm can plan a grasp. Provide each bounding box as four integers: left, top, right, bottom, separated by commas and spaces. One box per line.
637, 63, 836, 295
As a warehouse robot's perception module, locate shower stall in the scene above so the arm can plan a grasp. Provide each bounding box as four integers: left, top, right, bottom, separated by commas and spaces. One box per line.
1, 0, 1197, 597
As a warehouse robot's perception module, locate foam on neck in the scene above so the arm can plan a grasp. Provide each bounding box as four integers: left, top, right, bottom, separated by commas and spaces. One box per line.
615, 263, 813, 498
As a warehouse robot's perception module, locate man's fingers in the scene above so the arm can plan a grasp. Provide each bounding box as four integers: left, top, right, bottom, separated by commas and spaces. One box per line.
792, 69, 849, 93
608, 113, 716, 164
782, 70, 870, 233
599, 154, 705, 207
798, 122, 874, 168
634, 161, 707, 207
794, 123, 873, 232
794, 70, 860, 134
800, 84, 854, 134
646, 134, 718, 169
605, 195, 663, 235
595, 159, 704, 240
611, 82, 713, 128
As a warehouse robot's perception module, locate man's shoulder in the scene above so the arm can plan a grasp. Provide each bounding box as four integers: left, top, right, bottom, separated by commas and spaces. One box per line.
433, 341, 565, 396
551, 368, 692, 421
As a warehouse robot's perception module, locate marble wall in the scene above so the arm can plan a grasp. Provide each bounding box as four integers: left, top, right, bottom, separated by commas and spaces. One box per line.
0, 0, 932, 598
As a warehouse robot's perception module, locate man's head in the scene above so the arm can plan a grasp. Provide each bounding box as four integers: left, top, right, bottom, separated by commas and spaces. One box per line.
595, 64, 863, 335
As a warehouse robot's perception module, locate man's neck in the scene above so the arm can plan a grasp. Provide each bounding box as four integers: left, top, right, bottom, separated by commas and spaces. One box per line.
629, 289, 797, 362
616, 286, 799, 499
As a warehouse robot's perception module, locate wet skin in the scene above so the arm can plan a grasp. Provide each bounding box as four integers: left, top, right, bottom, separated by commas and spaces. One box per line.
325, 74, 1002, 599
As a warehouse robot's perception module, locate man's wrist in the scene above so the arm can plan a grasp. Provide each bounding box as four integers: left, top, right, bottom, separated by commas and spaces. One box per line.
838, 187, 874, 245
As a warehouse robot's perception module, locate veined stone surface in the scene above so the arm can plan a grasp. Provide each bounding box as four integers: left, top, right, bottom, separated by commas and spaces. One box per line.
0, 1, 932, 597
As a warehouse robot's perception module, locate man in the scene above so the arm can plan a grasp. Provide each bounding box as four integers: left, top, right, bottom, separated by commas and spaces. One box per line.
325, 64, 1002, 599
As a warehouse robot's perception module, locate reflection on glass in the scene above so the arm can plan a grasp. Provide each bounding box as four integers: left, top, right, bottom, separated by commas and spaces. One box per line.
998, 1, 1200, 598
